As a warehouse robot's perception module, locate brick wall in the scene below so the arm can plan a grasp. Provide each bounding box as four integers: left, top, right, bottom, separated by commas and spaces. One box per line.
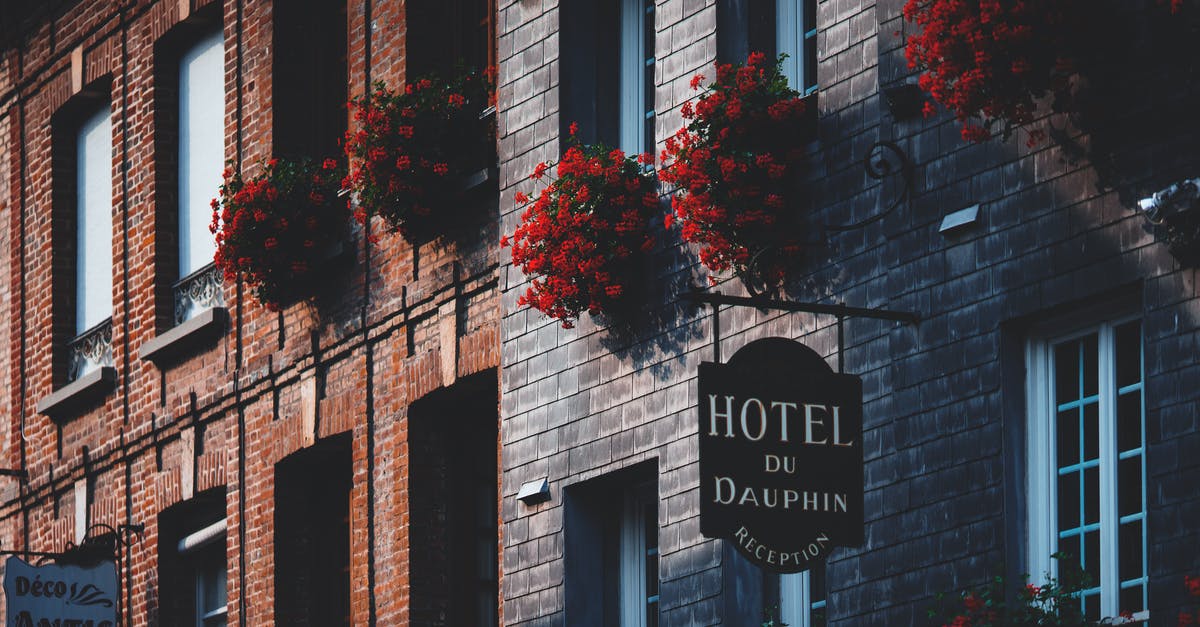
0, 0, 502, 625
499, 0, 1199, 625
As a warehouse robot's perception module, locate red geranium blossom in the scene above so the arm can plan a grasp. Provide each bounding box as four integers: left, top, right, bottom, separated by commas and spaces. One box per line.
660, 52, 811, 288
343, 67, 494, 235
211, 157, 349, 310
504, 132, 659, 328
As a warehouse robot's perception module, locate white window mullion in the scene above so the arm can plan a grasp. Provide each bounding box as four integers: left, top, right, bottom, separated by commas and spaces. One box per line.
1097, 323, 1119, 619
1025, 338, 1055, 583
780, 571, 811, 627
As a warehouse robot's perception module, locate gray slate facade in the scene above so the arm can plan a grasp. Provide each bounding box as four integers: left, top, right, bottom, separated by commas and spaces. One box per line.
496, 0, 1200, 624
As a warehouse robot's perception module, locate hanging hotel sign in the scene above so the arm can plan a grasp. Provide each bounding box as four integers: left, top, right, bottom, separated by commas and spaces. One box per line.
698, 337, 864, 573
3, 557, 117, 627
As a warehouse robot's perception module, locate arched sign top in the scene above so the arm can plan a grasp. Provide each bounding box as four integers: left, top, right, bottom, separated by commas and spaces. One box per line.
725, 337, 832, 374
698, 337, 864, 573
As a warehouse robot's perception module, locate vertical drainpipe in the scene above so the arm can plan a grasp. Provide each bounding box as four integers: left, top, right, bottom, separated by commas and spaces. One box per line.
234, 0, 247, 625
15, 45, 29, 555
118, 8, 134, 624
361, 1, 378, 624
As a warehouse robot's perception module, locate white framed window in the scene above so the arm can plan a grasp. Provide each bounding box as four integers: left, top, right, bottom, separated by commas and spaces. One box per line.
1026, 317, 1148, 622
178, 28, 224, 282
619, 483, 659, 627
780, 564, 826, 627
75, 105, 114, 337
618, 0, 654, 158
177, 518, 228, 627
776, 0, 818, 95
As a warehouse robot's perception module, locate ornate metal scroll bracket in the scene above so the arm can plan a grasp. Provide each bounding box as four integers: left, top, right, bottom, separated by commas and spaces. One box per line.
824, 140, 913, 233
67, 319, 114, 383
174, 263, 226, 326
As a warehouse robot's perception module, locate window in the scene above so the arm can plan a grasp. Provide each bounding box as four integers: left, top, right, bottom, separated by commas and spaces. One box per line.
618, 0, 655, 158
158, 492, 227, 627
273, 0, 347, 160
409, 375, 499, 627
560, 0, 654, 155
775, 0, 818, 95
779, 565, 826, 627
1026, 318, 1148, 621
275, 434, 352, 626
71, 104, 115, 380
619, 483, 659, 627
406, 0, 496, 79
717, 0, 818, 94
177, 28, 224, 321
564, 465, 658, 627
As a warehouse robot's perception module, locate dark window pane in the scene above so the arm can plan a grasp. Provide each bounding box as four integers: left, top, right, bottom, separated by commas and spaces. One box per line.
1083, 591, 1101, 622
1115, 321, 1142, 388
1118, 456, 1143, 517
1120, 583, 1146, 614
1058, 535, 1081, 570
1055, 341, 1080, 403
1082, 334, 1099, 397
1084, 465, 1100, 525
1057, 409, 1080, 465
1118, 391, 1143, 453
810, 563, 826, 604
1119, 520, 1144, 582
1084, 531, 1101, 587
1083, 403, 1099, 462
1058, 473, 1080, 531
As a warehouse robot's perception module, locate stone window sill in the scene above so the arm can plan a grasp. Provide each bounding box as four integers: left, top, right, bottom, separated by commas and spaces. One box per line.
139, 307, 229, 367
36, 367, 117, 422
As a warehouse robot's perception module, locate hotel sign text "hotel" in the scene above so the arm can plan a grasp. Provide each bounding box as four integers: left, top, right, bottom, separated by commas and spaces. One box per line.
698, 337, 864, 573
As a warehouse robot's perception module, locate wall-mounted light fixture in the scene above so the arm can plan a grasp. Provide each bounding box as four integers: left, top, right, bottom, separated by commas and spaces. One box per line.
939, 204, 981, 235
1135, 178, 1200, 266
516, 478, 551, 506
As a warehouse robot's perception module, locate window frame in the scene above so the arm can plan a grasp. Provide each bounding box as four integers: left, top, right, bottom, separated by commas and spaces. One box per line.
779, 565, 826, 627
618, 0, 655, 159
176, 26, 224, 285
775, 0, 818, 95
618, 482, 659, 627
1025, 314, 1149, 621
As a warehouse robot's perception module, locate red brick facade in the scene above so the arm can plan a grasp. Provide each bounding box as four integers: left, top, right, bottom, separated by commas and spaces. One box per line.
0, 0, 501, 624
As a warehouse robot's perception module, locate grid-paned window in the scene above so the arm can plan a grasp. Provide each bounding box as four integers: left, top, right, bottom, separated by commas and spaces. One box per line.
178, 29, 224, 284
1027, 318, 1148, 622
619, 0, 655, 159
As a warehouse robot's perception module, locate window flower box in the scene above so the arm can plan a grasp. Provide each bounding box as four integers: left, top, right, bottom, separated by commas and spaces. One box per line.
210, 157, 352, 311
343, 67, 496, 238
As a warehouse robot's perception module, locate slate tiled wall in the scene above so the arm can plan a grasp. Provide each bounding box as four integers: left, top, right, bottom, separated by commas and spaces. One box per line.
499, 0, 1199, 624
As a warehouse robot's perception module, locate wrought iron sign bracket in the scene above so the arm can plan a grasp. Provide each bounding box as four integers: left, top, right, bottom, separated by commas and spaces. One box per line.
682, 289, 919, 372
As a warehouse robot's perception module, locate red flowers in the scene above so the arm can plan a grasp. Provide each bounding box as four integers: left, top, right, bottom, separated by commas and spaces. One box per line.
211, 157, 350, 310
904, 0, 1081, 143
343, 67, 494, 235
504, 133, 658, 328
660, 52, 811, 289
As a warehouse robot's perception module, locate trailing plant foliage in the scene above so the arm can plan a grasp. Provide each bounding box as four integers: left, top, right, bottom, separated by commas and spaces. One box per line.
904, 0, 1195, 144
660, 52, 812, 289
211, 157, 349, 311
503, 124, 659, 328
343, 67, 495, 235
928, 555, 1143, 626
902, 0, 1079, 144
